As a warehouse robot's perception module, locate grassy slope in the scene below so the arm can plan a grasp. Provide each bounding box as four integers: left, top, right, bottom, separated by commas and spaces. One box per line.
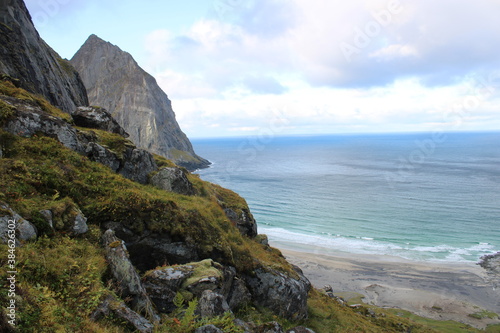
0, 81, 488, 332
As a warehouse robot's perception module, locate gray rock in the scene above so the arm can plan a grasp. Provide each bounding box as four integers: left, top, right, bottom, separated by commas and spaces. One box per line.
245, 265, 311, 321
255, 321, 284, 333
255, 234, 269, 246
286, 327, 316, 333
0, 0, 88, 113
39, 210, 53, 229
72, 211, 88, 235
478, 252, 500, 288
118, 147, 158, 184
91, 294, 154, 333
85, 142, 121, 172
142, 265, 195, 313
196, 290, 230, 318
143, 259, 249, 314
1, 96, 85, 154
0, 202, 37, 245
224, 208, 257, 238
195, 325, 223, 333
70, 34, 209, 171
72, 106, 128, 137
102, 230, 158, 321
150, 167, 195, 195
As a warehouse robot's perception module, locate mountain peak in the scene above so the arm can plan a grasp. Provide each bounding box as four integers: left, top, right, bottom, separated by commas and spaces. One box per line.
70, 35, 209, 170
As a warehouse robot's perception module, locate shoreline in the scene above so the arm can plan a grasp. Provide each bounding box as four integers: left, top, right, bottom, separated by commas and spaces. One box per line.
279, 247, 500, 329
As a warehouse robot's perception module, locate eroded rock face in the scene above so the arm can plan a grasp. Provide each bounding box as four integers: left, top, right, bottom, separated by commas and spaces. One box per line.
142, 259, 250, 314
102, 230, 158, 321
70, 34, 209, 170
196, 290, 230, 318
72, 106, 128, 137
0, 202, 37, 244
0, 0, 88, 112
224, 207, 257, 238
118, 147, 158, 184
149, 167, 195, 195
244, 265, 311, 321
1, 95, 158, 184
2, 96, 85, 154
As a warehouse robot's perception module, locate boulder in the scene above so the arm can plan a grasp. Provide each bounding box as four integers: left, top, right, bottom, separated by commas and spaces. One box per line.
2, 96, 85, 154
244, 265, 311, 321
71, 106, 128, 137
149, 167, 195, 195
102, 230, 158, 321
224, 207, 257, 238
85, 142, 121, 172
196, 290, 230, 318
119, 147, 158, 184
0, 202, 37, 245
143, 259, 250, 314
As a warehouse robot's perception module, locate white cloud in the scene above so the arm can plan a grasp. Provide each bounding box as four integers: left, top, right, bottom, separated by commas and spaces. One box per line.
140, 0, 500, 137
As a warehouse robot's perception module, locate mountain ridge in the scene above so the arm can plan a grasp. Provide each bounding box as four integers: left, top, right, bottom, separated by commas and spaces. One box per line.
0, 0, 88, 112
70, 34, 209, 171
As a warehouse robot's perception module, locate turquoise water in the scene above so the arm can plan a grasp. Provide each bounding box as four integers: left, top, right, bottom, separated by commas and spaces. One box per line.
193, 132, 500, 263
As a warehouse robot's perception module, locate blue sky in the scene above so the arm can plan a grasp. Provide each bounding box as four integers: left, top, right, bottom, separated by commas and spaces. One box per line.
25, 0, 500, 138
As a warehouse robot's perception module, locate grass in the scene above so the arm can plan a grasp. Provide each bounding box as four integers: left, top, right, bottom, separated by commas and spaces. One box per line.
0, 79, 72, 123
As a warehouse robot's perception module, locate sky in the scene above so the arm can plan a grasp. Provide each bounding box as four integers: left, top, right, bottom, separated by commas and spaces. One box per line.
24, 0, 500, 138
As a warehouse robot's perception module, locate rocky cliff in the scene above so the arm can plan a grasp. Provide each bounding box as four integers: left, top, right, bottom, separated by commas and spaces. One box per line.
70, 34, 209, 171
0, 0, 88, 112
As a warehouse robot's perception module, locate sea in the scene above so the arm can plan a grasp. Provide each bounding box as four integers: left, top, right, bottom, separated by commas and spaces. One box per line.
192, 132, 500, 264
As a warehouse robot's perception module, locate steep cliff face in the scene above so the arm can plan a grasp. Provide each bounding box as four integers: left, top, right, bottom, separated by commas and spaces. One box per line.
70, 35, 209, 171
0, 0, 88, 112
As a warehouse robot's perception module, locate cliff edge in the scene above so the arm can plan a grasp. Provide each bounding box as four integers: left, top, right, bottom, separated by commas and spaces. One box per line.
0, 0, 88, 112
70, 34, 209, 171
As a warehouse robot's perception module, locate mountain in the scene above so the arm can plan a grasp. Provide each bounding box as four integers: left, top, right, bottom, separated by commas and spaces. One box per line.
0, 0, 88, 112
70, 35, 209, 171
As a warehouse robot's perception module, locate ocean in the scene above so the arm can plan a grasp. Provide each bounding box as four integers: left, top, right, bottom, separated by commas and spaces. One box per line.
192, 132, 500, 263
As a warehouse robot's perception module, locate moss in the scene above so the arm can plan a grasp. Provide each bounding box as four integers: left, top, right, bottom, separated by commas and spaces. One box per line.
468, 310, 498, 320
0, 79, 72, 123
77, 127, 134, 159
56, 57, 76, 76
181, 259, 223, 288
0, 99, 15, 125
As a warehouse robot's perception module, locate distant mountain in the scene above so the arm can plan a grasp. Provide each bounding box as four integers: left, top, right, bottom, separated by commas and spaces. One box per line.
70, 35, 209, 170
0, 0, 88, 112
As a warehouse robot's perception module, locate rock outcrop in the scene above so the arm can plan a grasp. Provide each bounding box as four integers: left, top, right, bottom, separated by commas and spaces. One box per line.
70, 34, 209, 170
0, 201, 37, 244
1, 91, 158, 184
150, 167, 195, 196
72, 106, 128, 137
244, 266, 311, 321
142, 259, 250, 314
0, 0, 88, 112
102, 230, 158, 321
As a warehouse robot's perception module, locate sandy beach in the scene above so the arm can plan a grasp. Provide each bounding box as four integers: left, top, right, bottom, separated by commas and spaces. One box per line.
280, 248, 500, 329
